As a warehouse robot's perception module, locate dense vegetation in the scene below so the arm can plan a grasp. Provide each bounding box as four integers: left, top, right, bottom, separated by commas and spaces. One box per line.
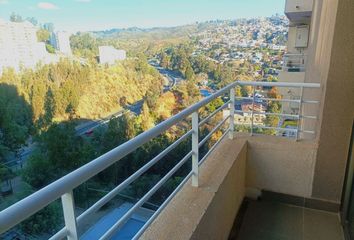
70, 30, 188, 61
0, 56, 162, 129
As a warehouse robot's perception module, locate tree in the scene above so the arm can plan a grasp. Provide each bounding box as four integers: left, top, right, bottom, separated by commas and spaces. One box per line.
0, 84, 32, 155
204, 98, 224, 113
235, 86, 242, 97
160, 52, 170, 68
37, 29, 50, 42
10, 12, 23, 22
0, 165, 14, 184
119, 96, 127, 107
46, 44, 56, 53
23, 122, 92, 189
30, 81, 47, 123
26, 17, 38, 26
154, 92, 176, 120
213, 65, 222, 82
70, 32, 98, 59
38, 88, 55, 129
95, 114, 138, 154
2, 182, 62, 235
140, 102, 155, 131
264, 101, 281, 135
241, 85, 253, 97
185, 64, 195, 81
21, 201, 62, 235
22, 152, 54, 189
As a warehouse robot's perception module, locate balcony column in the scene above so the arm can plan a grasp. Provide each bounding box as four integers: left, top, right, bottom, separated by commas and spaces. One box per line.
229, 88, 235, 139
251, 87, 256, 136
191, 111, 199, 187
296, 86, 304, 141
61, 191, 78, 240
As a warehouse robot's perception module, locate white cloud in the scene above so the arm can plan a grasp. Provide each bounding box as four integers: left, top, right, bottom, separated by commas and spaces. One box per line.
37, 2, 59, 10
75, 0, 91, 2
0, 0, 9, 5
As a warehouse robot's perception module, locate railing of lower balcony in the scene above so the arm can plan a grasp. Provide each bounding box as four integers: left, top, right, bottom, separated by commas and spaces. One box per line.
0, 81, 320, 240
283, 53, 307, 72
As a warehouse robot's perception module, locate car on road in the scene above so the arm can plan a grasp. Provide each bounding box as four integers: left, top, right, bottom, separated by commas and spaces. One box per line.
85, 129, 94, 136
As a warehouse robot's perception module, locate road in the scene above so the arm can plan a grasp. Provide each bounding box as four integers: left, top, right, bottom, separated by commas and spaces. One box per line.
2, 100, 146, 170
148, 60, 183, 90
74, 110, 125, 136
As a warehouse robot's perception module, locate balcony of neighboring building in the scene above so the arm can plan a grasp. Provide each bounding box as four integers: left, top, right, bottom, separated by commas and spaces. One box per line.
282, 53, 307, 73
285, 0, 314, 23
278, 53, 307, 100
278, 53, 307, 113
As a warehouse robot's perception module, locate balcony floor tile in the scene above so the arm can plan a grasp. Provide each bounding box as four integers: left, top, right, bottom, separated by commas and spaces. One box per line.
233, 200, 344, 240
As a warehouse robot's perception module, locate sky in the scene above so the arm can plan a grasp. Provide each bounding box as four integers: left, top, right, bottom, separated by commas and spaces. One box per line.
0, 0, 286, 32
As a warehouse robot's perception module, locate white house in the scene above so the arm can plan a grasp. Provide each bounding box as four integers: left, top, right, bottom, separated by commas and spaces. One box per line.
99, 46, 126, 65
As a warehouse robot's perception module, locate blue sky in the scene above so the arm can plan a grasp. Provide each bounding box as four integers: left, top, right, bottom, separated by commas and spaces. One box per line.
0, 0, 286, 32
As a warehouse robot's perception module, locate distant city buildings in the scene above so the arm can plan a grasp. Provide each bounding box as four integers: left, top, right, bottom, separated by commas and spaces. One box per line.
192, 16, 288, 65
99, 46, 126, 65
43, 22, 54, 32
223, 101, 267, 127
50, 31, 72, 55
0, 19, 58, 74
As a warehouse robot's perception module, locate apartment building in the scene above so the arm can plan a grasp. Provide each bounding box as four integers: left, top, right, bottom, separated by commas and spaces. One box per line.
99, 46, 126, 65
0, 19, 58, 74
51, 31, 72, 56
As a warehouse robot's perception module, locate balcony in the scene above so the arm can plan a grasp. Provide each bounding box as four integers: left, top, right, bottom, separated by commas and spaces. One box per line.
1, 80, 344, 240
282, 53, 307, 73
285, 0, 314, 22
141, 136, 344, 240
278, 54, 307, 111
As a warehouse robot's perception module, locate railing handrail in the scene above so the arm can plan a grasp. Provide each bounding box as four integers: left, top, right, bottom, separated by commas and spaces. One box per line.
283, 53, 307, 57
0, 80, 320, 234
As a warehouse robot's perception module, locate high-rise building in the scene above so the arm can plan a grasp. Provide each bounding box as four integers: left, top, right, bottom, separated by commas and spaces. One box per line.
98, 46, 126, 65
50, 31, 72, 56
0, 19, 56, 74
43, 22, 54, 32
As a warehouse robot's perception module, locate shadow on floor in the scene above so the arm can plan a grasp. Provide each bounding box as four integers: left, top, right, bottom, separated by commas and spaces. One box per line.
229, 199, 344, 240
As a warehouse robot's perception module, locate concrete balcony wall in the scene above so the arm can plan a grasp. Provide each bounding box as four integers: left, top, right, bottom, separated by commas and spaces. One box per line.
287, 26, 297, 52
285, 0, 314, 22
140, 138, 247, 240
278, 71, 305, 95
243, 135, 318, 198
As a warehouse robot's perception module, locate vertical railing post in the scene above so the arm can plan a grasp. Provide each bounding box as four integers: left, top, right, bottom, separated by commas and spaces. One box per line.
191, 111, 199, 187
251, 86, 256, 136
296, 87, 304, 141
61, 191, 78, 240
229, 88, 235, 139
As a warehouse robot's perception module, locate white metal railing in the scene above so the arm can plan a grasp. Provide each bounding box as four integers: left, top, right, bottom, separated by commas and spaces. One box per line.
0, 81, 320, 240
283, 53, 307, 72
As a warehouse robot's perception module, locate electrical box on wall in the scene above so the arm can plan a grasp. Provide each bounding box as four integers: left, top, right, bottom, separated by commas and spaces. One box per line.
295, 25, 309, 48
